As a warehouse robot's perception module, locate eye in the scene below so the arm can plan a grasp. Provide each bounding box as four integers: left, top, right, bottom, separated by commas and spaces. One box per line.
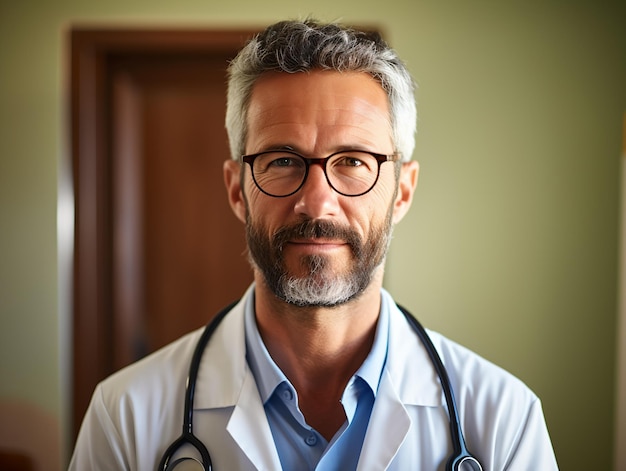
331, 152, 376, 172
255, 152, 306, 173
269, 157, 296, 167
334, 155, 365, 167
344, 157, 365, 167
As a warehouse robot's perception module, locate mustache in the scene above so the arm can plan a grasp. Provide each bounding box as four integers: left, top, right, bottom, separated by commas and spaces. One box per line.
272, 219, 363, 254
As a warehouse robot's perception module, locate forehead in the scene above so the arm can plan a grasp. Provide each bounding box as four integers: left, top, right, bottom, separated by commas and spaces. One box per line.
245, 70, 392, 153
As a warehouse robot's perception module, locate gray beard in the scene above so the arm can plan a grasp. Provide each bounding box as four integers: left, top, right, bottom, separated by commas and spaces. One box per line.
278, 253, 365, 306
245, 214, 394, 307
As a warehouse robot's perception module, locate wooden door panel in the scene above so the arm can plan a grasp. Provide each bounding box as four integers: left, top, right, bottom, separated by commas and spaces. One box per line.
110, 53, 251, 367
71, 29, 257, 438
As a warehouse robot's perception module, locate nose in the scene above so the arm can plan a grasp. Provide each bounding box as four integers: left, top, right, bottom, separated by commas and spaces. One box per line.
293, 163, 340, 219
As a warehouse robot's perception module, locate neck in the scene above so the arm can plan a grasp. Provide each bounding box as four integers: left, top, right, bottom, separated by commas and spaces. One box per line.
253, 272, 383, 439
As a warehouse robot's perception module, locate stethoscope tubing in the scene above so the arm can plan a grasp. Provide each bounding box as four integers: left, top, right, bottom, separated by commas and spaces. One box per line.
398, 306, 482, 471
159, 301, 483, 471
158, 301, 237, 471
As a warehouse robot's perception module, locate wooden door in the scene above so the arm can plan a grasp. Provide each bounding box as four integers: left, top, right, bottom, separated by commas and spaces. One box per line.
70, 29, 258, 438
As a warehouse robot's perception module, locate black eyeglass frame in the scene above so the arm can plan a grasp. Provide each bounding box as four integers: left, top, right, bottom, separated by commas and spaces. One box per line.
241, 149, 401, 198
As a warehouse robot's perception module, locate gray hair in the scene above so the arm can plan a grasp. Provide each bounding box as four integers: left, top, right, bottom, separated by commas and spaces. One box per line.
225, 19, 417, 162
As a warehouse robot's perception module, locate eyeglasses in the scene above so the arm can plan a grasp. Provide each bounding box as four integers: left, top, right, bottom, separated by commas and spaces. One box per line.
241, 149, 400, 198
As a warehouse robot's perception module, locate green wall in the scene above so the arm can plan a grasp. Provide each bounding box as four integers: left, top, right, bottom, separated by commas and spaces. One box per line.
1, 1, 624, 470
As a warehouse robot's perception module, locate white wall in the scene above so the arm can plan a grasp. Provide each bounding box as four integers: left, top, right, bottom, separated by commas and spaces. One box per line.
0, 2, 624, 470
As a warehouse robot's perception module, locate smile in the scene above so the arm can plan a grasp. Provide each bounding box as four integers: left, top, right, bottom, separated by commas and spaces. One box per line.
286, 239, 348, 252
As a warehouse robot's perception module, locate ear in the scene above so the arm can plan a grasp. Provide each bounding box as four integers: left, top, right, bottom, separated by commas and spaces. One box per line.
392, 161, 419, 224
223, 159, 247, 224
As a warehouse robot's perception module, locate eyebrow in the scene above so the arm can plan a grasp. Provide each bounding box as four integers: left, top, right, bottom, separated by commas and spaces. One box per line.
252, 145, 379, 156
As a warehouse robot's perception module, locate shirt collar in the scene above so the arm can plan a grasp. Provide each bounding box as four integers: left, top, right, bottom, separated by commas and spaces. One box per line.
354, 291, 389, 395
245, 289, 390, 404
244, 291, 287, 403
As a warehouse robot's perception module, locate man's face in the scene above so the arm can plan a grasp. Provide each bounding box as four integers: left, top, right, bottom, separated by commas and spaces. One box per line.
240, 70, 402, 306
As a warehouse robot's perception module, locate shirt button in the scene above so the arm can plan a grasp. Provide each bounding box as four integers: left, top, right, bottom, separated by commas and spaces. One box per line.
305, 434, 318, 446
281, 388, 294, 401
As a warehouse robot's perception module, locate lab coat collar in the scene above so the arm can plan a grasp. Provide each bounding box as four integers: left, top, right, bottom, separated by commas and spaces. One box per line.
382, 289, 443, 408
193, 285, 251, 409
192, 286, 443, 469
193, 286, 442, 409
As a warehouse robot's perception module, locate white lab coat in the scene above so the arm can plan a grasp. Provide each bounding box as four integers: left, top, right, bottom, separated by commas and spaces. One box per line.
69, 287, 558, 470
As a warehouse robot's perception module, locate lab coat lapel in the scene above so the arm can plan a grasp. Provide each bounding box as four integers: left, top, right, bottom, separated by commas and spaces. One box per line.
226, 370, 282, 470
383, 301, 442, 408
194, 297, 249, 409
193, 287, 281, 470
355, 297, 444, 470
357, 370, 411, 470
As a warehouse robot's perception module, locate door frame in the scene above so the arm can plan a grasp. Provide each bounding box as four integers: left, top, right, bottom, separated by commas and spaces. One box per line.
69, 27, 257, 439
615, 113, 626, 471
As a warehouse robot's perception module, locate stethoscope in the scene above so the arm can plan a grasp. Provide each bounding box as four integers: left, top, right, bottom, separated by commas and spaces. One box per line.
158, 301, 484, 471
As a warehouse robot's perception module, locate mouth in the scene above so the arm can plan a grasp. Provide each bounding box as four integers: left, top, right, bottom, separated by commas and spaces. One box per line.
286, 238, 348, 252
271, 219, 361, 256
289, 237, 346, 244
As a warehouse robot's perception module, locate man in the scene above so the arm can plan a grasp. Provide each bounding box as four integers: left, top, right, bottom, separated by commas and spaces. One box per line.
70, 19, 558, 470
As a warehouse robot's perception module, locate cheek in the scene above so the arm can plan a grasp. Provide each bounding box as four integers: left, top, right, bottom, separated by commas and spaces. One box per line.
243, 183, 291, 229
354, 180, 398, 232
364, 176, 398, 213
344, 194, 393, 238
242, 174, 266, 214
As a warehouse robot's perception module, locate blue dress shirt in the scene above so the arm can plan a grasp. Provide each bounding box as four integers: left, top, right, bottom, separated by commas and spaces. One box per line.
244, 292, 390, 471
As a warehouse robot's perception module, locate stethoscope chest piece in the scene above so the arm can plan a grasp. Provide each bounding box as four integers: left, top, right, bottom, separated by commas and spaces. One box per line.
452, 455, 483, 471
165, 457, 206, 471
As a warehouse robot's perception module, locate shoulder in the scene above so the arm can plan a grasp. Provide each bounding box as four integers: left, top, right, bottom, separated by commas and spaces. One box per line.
70, 295, 253, 470
426, 330, 556, 467
426, 329, 538, 406
70, 328, 207, 470
386, 301, 542, 434
429, 329, 543, 433
385, 299, 536, 406
96, 328, 204, 417
96, 294, 249, 410
386, 306, 556, 466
